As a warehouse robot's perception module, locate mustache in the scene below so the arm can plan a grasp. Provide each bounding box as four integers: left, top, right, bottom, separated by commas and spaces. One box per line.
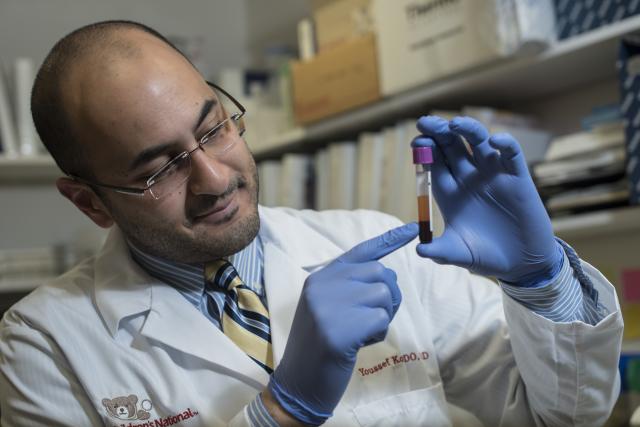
187, 175, 246, 221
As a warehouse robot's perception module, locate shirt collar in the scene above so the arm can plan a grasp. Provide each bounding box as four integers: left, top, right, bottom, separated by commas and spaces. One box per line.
127, 234, 265, 306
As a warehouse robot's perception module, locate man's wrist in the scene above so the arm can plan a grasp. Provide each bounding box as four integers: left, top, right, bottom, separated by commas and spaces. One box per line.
502, 242, 565, 288
261, 388, 309, 427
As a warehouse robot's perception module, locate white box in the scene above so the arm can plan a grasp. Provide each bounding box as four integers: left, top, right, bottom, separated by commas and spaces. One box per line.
371, 0, 556, 96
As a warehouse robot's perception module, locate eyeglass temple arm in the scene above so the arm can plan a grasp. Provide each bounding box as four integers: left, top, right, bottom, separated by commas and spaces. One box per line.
206, 81, 246, 114
68, 174, 147, 196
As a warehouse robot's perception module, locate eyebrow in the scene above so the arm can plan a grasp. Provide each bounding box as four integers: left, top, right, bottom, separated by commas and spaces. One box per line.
128, 142, 182, 172
193, 99, 217, 133
128, 98, 218, 172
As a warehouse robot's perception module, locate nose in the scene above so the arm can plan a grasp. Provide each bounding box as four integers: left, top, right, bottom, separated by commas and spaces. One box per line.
187, 149, 230, 196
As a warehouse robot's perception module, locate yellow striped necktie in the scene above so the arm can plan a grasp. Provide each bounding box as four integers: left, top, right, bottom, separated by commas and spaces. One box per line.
204, 260, 274, 373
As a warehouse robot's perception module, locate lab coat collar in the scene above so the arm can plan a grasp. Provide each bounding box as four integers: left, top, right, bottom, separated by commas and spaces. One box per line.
94, 226, 154, 337
257, 206, 345, 269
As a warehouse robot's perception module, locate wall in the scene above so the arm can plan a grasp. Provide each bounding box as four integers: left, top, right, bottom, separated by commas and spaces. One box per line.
244, 0, 311, 67
0, 0, 252, 252
0, 0, 250, 79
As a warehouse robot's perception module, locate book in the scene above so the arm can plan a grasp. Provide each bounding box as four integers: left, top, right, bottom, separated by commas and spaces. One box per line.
314, 148, 330, 210
380, 126, 402, 216
393, 119, 420, 224
13, 58, 39, 156
280, 154, 310, 209
258, 161, 281, 207
0, 63, 18, 157
328, 142, 357, 210
356, 131, 385, 210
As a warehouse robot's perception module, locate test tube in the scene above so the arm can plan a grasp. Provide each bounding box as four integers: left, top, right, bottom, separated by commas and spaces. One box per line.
413, 146, 433, 244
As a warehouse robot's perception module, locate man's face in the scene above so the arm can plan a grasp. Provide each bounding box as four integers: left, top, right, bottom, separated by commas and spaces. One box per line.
64, 31, 259, 263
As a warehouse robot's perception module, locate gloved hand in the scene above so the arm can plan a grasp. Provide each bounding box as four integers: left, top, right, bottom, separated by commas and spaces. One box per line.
414, 115, 563, 286
268, 222, 418, 425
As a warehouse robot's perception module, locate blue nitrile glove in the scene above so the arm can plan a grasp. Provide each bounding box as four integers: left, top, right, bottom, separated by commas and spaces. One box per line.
413, 115, 563, 286
268, 223, 418, 425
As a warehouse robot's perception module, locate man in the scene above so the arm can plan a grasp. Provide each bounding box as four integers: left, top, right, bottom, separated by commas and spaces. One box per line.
0, 20, 623, 427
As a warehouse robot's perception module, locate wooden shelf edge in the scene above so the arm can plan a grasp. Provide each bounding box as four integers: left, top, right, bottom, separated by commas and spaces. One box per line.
552, 206, 640, 238
0, 155, 60, 183
0, 155, 55, 165
0, 280, 39, 293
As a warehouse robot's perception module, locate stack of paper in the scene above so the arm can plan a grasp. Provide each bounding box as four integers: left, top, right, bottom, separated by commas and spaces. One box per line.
533, 121, 628, 216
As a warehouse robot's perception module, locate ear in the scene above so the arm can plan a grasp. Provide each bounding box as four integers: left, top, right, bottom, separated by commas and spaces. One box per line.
102, 398, 114, 415
57, 177, 114, 228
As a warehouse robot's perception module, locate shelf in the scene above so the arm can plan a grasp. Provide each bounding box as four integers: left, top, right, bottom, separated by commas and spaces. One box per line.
252, 15, 640, 159
552, 206, 640, 239
0, 155, 60, 183
0, 279, 41, 293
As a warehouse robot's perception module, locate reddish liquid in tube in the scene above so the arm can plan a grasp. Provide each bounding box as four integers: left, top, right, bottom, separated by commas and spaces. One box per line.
417, 194, 432, 244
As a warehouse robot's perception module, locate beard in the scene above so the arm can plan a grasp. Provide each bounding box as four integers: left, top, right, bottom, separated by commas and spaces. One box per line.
108, 161, 261, 264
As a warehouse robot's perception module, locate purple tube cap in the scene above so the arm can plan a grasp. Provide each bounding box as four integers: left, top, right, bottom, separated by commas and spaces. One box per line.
413, 146, 433, 164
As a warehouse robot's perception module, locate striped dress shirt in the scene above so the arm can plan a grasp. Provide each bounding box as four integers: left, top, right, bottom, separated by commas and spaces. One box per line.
128, 236, 265, 330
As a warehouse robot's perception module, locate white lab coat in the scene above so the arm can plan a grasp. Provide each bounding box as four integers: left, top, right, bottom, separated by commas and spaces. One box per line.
0, 206, 623, 427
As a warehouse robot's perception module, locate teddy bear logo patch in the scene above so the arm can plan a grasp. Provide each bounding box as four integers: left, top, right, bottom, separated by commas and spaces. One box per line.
102, 394, 152, 420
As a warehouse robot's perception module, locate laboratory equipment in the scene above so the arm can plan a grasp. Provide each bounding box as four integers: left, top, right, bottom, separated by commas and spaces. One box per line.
413, 146, 433, 244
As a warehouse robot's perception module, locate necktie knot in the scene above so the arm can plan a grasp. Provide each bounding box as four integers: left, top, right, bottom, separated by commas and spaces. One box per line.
204, 259, 242, 292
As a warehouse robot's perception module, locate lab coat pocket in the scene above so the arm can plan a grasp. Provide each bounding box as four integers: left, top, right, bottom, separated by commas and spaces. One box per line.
352, 382, 452, 427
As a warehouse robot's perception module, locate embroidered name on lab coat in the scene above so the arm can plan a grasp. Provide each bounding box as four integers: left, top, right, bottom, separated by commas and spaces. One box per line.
357, 351, 430, 376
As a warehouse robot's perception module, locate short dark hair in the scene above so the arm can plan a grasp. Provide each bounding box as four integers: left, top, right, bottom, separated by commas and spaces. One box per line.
31, 20, 188, 178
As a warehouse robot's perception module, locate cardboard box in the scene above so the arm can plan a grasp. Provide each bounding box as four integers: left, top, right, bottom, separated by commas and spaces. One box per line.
291, 34, 380, 125
313, 0, 373, 52
372, 0, 556, 96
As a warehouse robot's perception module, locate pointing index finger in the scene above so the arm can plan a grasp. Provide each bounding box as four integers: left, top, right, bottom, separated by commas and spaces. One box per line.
338, 223, 419, 264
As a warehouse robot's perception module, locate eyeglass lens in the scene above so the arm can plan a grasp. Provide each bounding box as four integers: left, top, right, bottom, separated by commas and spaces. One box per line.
147, 88, 244, 199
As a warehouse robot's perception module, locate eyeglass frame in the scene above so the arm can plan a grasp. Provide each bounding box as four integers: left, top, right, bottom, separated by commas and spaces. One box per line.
67, 81, 246, 198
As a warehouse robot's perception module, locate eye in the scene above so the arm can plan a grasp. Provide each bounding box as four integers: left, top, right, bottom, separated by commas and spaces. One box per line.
201, 125, 222, 144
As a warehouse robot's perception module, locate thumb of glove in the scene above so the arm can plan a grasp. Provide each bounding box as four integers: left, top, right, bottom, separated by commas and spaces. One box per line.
416, 229, 472, 267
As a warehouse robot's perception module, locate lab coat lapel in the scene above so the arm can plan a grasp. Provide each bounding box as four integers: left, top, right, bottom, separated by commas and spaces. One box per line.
94, 227, 270, 389
140, 283, 270, 389
263, 242, 309, 364
259, 207, 345, 365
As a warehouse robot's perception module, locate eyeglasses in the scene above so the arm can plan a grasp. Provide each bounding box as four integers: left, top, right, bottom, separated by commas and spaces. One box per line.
69, 81, 246, 200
